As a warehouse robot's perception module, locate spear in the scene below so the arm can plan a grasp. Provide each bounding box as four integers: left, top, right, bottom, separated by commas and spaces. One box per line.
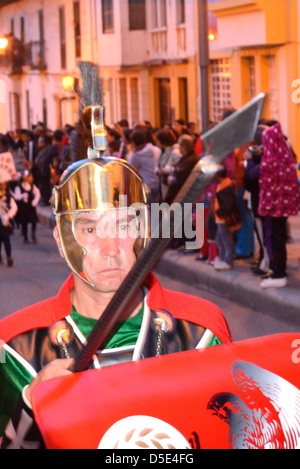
71, 93, 265, 373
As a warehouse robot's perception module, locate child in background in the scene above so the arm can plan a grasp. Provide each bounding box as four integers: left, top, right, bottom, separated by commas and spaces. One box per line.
214, 166, 241, 271
0, 182, 18, 267
13, 170, 41, 244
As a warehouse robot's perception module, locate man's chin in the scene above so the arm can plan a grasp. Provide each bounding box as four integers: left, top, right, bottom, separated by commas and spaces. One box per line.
88, 271, 127, 293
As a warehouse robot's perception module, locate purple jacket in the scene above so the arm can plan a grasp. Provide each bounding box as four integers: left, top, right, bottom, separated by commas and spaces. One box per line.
258, 124, 300, 217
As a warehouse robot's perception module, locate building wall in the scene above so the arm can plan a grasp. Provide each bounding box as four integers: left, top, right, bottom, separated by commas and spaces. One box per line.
0, 0, 95, 132
96, 0, 200, 129
209, 0, 300, 159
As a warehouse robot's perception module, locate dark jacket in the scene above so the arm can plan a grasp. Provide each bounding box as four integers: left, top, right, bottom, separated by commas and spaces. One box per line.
164, 151, 199, 204
244, 157, 261, 217
215, 182, 241, 232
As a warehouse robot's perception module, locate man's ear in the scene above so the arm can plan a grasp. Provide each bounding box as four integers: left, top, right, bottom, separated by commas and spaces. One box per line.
53, 226, 64, 258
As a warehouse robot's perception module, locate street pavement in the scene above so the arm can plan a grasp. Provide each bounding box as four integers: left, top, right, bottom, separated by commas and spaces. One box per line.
37, 204, 300, 330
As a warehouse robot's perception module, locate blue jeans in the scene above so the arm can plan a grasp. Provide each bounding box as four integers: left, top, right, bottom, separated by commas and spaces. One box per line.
215, 223, 235, 266
235, 188, 254, 256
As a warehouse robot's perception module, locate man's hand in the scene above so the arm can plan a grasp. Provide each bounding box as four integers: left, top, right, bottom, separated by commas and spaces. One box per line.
25, 358, 74, 403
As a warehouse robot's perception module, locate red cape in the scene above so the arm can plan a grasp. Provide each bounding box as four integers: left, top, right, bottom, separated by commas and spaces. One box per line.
0, 272, 231, 344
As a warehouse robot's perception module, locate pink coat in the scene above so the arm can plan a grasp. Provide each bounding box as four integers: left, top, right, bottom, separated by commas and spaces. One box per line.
258, 123, 300, 218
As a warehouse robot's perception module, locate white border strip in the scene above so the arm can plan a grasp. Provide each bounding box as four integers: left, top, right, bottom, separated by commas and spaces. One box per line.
65, 315, 101, 369
196, 329, 214, 349
3, 343, 38, 378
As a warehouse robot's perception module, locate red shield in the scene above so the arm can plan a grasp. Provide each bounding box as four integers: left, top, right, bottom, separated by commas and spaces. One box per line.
32, 333, 300, 449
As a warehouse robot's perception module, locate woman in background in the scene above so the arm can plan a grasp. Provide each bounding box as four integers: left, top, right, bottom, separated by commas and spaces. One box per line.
0, 181, 18, 267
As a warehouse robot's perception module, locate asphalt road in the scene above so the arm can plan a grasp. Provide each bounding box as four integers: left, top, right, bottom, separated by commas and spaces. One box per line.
0, 223, 298, 342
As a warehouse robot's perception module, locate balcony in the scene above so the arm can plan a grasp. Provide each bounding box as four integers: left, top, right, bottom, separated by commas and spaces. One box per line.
0, 40, 46, 73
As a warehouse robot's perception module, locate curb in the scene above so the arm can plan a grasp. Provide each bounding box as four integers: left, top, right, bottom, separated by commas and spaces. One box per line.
155, 250, 300, 326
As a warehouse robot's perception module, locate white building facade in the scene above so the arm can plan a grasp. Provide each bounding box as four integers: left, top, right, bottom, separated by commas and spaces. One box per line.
0, 0, 202, 133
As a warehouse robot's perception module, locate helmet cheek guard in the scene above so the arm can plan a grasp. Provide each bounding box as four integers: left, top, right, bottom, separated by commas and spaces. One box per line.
51, 157, 150, 289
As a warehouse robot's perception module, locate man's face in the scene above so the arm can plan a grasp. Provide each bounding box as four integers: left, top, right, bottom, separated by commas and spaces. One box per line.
73, 209, 138, 293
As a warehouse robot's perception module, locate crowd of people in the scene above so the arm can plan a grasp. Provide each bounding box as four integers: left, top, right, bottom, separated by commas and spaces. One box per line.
0, 112, 299, 289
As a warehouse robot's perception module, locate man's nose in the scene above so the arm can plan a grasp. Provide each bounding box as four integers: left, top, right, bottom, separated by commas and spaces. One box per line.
100, 235, 120, 257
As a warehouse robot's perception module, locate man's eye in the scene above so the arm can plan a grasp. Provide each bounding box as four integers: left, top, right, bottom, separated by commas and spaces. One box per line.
84, 227, 96, 234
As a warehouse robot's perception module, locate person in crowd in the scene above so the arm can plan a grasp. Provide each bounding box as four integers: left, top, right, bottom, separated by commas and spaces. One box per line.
173, 119, 189, 141
186, 122, 199, 143
34, 136, 49, 200
103, 128, 121, 157
119, 128, 132, 161
136, 125, 161, 169
258, 123, 300, 288
0, 181, 18, 267
0, 133, 231, 449
107, 138, 121, 157
213, 165, 241, 271
243, 126, 270, 276
114, 119, 129, 139
9, 129, 24, 151
155, 128, 182, 202
218, 108, 254, 260
21, 130, 38, 173
58, 126, 75, 173
164, 134, 199, 251
12, 170, 41, 244
0, 135, 11, 153
34, 130, 64, 206
32, 123, 45, 145
234, 143, 255, 259
194, 182, 215, 263
164, 134, 199, 205
130, 128, 159, 205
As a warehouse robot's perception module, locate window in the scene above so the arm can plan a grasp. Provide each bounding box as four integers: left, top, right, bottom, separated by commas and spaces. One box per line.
73, 1, 81, 58
102, 0, 114, 33
9, 92, 21, 130
38, 9, 45, 66
130, 78, 139, 124
129, 0, 146, 30
158, 78, 171, 127
108, 78, 115, 125
20, 15, 25, 42
42, 98, 48, 130
26, 90, 30, 129
210, 58, 232, 122
151, 0, 167, 28
119, 78, 128, 120
59, 6, 66, 68
245, 56, 256, 99
10, 17, 14, 35
38, 9, 44, 42
176, 0, 185, 25
241, 56, 256, 104
178, 77, 188, 123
